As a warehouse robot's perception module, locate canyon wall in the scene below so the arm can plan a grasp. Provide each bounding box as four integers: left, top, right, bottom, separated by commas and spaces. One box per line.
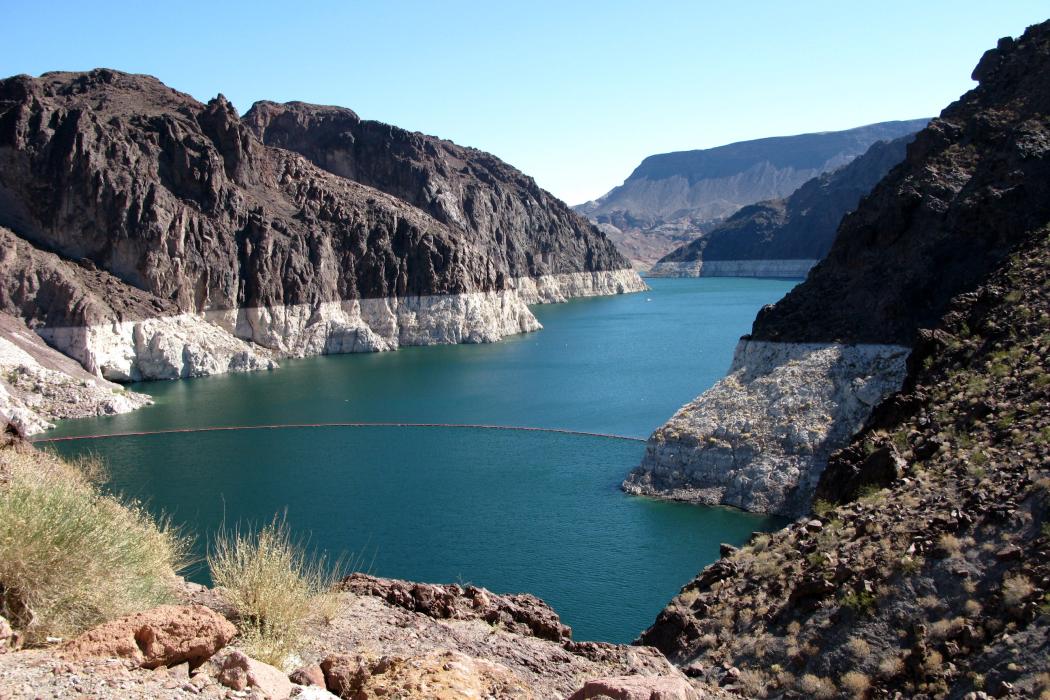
628, 23, 1050, 517
0, 70, 645, 429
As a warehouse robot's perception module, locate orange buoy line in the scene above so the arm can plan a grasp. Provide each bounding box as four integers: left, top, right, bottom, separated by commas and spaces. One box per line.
29, 422, 648, 444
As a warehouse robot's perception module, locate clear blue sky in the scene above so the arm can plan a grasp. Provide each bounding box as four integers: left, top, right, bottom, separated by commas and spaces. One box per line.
4, 2, 1046, 204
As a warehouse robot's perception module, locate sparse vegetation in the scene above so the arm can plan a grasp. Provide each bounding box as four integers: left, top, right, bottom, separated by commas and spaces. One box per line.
798, 673, 837, 699
841, 670, 871, 698
841, 590, 877, 616
208, 514, 344, 668
0, 446, 190, 644
812, 499, 835, 517
1001, 574, 1035, 607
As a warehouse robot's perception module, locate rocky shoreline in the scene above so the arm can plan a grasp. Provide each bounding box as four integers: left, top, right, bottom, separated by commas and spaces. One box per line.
646, 259, 818, 279
624, 340, 910, 517
0, 570, 710, 700
0, 69, 646, 434
1, 268, 645, 435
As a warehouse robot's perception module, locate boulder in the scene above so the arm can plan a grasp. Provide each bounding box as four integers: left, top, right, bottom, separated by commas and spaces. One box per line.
0, 614, 14, 652
340, 573, 572, 642
321, 650, 529, 699
319, 653, 372, 697
60, 604, 236, 668
568, 675, 704, 700
218, 650, 293, 699
289, 662, 326, 687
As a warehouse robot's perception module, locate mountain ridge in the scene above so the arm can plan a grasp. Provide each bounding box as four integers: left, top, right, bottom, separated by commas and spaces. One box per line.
648, 134, 915, 277
574, 119, 927, 268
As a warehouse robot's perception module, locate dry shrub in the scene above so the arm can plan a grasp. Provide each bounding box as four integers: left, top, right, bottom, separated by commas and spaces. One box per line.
930, 616, 965, 640
938, 533, 962, 557
0, 446, 190, 643
841, 670, 871, 698
878, 654, 905, 679
798, 673, 837, 699
1002, 574, 1035, 607
737, 669, 769, 698
209, 514, 343, 668
846, 636, 872, 660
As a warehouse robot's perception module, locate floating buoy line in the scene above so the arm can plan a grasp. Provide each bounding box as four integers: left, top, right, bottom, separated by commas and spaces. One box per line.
29, 422, 647, 444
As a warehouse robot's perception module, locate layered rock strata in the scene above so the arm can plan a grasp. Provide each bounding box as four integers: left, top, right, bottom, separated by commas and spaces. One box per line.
628, 21, 1050, 516
0, 69, 644, 402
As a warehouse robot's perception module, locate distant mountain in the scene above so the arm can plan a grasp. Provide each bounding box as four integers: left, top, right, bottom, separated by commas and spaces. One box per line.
648, 134, 915, 277
575, 119, 928, 268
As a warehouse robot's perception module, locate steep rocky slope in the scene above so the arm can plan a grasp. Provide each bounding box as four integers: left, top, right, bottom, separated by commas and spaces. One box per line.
639, 222, 1050, 699
625, 22, 1050, 519
649, 135, 913, 278
0, 69, 644, 412
575, 119, 927, 269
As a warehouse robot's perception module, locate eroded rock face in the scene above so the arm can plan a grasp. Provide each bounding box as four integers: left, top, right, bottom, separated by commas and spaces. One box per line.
60, 604, 236, 669
0, 311, 152, 434
0, 70, 644, 383
636, 21, 1050, 700
244, 101, 628, 281
624, 341, 909, 516
629, 21, 1050, 515
749, 28, 1050, 346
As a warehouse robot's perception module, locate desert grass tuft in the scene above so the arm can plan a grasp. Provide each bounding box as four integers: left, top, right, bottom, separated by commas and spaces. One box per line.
208, 514, 343, 669
0, 446, 191, 644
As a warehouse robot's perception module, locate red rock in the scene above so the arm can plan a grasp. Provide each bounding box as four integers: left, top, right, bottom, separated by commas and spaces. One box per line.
568, 675, 704, 700
218, 650, 292, 699
319, 653, 372, 697
60, 605, 236, 669
289, 662, 325, 687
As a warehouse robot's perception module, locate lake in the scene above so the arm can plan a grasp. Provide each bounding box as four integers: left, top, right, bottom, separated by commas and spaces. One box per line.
41, 277, 796, 642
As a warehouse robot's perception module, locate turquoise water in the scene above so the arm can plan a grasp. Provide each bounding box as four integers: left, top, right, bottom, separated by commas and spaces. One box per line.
42, 278, 795, 642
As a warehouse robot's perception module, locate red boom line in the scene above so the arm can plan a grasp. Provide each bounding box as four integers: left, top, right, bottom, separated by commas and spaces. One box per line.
29, 422, 647, 444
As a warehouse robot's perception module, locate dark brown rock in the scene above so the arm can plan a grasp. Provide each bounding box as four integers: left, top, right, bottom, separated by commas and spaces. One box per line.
0, 69, 632, 329
750, 23, 1050, 346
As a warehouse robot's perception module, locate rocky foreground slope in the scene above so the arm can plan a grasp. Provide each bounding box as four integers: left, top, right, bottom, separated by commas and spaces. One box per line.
648, 135, 914, 279
640, 215, 1050, 699
575, 120, 926, 269
625, 21, 1050, 519
0, 69, 644, 432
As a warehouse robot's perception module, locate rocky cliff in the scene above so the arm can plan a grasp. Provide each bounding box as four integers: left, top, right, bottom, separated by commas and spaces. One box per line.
633, 22, 1050, 699
0, 69, 644, 426
639, 207, 1050, 700
626, 22, 1050, 518
575, 119, 927, 269
649, 135, 914, 278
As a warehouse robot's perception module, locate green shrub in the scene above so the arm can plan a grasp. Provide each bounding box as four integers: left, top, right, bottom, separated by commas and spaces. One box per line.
841, 590, 878, 616
208, 514, 343, 668
0, 446, 190, 643
812, 499, 835, 518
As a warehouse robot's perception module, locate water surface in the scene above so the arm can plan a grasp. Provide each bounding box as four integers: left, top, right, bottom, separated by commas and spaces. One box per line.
45, 278, 795, 642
